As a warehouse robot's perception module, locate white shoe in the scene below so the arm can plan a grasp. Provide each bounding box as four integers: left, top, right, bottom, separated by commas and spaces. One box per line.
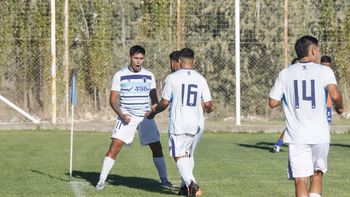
95, 180, 105, 190
274, 145, 281, 153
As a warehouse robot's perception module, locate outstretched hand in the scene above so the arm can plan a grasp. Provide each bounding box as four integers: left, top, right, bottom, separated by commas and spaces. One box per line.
334, 105, 344, 115
122, 114, 131, 124
145, 104, 157, 119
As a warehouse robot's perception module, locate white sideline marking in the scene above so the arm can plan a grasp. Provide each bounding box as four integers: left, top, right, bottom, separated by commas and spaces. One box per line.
70, 181, 88, 197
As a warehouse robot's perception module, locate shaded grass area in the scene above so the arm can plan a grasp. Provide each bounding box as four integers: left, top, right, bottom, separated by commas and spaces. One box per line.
0, 130, 350, 196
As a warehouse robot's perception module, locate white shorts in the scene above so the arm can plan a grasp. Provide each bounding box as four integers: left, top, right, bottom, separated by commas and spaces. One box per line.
190, 129, 203, 157
111, 116, 160, 146
288, 143, 329, 178
169, 132, 202, 158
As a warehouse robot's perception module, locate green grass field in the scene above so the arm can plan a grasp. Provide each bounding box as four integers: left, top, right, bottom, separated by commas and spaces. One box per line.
1, 130, 350, 197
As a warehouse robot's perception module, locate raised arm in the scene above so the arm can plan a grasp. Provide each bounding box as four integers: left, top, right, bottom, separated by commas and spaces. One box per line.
110, 90, 130, 123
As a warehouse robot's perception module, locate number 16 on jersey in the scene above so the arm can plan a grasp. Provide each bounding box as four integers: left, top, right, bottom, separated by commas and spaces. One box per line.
181, 84, 198, 107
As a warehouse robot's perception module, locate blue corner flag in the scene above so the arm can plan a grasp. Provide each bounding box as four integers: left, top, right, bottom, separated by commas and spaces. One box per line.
71, 71, 77, 106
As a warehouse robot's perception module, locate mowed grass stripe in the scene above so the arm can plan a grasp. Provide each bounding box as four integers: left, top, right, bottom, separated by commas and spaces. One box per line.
0, 130, 349, 196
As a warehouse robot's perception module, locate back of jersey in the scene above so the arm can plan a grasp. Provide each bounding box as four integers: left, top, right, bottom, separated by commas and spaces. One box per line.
162, 69, 211, 135
270, 62, 337, 144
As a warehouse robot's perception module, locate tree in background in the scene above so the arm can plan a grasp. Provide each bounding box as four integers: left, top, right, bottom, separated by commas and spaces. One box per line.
0, 0, 349, 120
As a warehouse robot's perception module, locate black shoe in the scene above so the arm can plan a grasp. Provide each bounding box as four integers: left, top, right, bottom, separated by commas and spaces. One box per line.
188, 181, 200, 197
177, 185, 188, 196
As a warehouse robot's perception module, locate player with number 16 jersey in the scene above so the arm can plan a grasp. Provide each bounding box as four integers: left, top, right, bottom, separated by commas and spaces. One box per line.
162, 69, 211, 136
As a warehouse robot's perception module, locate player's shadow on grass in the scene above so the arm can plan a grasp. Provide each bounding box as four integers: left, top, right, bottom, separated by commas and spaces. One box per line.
71, 170, 176, 195
238, 142, 350, 152
31, 170, 67, 182
331, 143, 350, 148
238, 142, 288, 153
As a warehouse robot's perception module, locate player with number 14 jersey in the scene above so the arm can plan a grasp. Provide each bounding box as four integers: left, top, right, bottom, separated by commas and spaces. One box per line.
269, 61, 337, 144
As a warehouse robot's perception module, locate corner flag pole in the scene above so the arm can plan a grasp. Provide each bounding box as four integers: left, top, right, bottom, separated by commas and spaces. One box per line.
69, 70, 77, 181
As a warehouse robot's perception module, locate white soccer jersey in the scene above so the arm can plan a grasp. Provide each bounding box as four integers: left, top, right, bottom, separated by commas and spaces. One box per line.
269, 62, 337, 144
162, 69, 212, 135
111, 66, 156, 117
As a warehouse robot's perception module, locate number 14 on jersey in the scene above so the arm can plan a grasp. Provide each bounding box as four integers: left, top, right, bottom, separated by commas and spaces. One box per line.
294, 79, 316, 109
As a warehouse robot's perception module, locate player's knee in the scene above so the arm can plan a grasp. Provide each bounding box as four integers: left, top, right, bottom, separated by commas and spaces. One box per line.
149, 141, 164, 157
294, 177, 308, 186
174, 152, 190, 161
313, 170, 323, 176
106, 141, 123, 158
311, 170, 323, 182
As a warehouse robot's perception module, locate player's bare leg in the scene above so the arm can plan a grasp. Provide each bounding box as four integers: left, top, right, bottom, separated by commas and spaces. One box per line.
148, 141, 172, 187
309, 171, 323, 196
294, 177, 309, 197
148, 141, 163, 157
96, 138, 124, 190
106, 138, 125, 159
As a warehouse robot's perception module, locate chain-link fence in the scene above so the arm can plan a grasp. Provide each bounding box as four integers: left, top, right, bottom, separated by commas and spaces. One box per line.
0, 0, 349, 124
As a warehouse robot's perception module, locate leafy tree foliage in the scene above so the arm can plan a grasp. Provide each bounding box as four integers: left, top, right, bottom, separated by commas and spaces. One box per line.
0, 0, 349, 118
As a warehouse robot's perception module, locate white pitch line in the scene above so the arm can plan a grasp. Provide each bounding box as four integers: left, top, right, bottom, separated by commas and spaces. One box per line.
70, 181, 89, 197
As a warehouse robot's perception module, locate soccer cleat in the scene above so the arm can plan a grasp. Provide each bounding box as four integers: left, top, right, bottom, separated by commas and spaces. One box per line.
188, 181, 201, 197
274, 145, 281, 153
177, 185, 188, 196
95, 180, 105, 190
160, 180, 173, 189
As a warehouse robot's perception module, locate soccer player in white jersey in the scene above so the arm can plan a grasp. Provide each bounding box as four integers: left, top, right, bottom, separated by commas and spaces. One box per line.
95, 45, 172, 190
169, 50, 204, 196
269, 36, 344, 197
273, 56, 335, 153
273, 57, 299, 153
147, 48, 213, 197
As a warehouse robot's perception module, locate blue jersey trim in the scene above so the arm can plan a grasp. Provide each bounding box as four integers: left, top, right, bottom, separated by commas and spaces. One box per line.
121, 75, 152, 81
120, 102, 149, 105
121, 95, 149, 98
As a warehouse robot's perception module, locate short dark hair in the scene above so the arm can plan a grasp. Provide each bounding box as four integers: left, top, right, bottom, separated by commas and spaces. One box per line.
291, 58, 299, 64
169, 51, 180, 61
179, 48, 194, 59
294, 35, 319, 59
129, 45, 145, 56
321, 55, 332, 63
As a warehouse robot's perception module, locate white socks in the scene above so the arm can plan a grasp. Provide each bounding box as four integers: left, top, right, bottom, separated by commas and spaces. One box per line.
177, 157, 195, 186
180, 156, 195, 186
310, 193, 321, 197
153, 157, 168, 183
189, 156, 194, 171
99, 157, 168, 183
99, 156, 115, 182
